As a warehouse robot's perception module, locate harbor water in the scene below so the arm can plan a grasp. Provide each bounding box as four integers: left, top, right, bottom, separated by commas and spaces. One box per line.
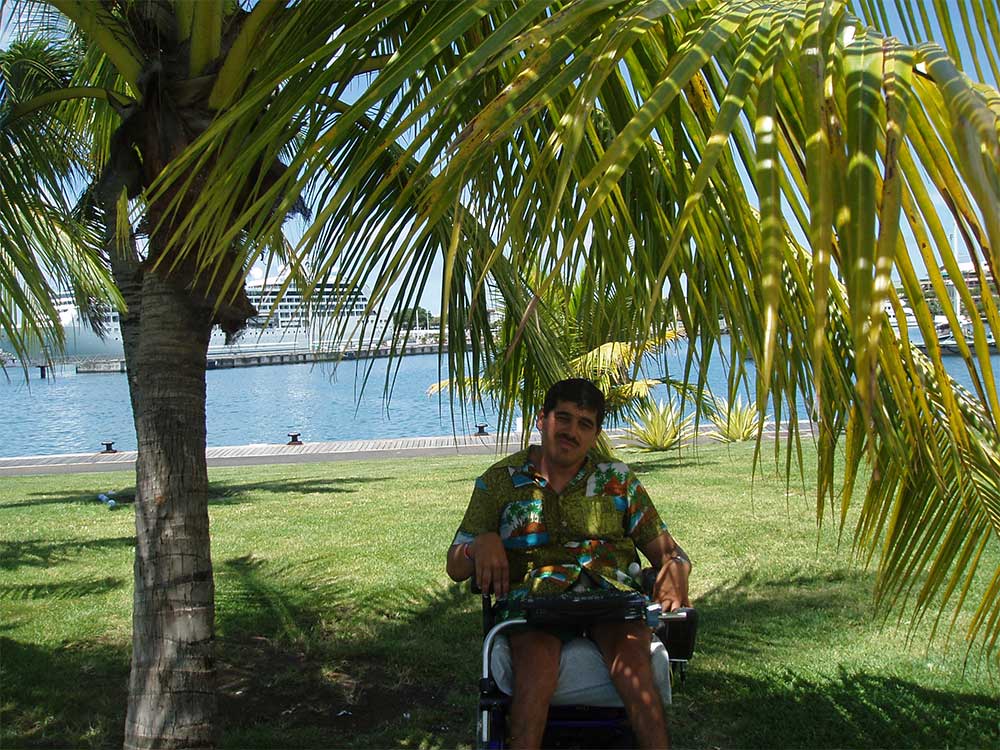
1, 340, 998, 458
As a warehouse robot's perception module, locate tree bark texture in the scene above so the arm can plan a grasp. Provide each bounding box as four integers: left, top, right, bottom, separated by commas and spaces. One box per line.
123, 271, 217, 750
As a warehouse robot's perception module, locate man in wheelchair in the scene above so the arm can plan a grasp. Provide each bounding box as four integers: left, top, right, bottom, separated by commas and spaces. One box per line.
446, 379, 692, 749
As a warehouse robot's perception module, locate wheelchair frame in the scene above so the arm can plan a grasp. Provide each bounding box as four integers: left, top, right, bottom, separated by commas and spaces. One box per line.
475, 588, 698, 749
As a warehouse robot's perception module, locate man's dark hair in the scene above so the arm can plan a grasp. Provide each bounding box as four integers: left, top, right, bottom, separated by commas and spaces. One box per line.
542, 378, 606, 428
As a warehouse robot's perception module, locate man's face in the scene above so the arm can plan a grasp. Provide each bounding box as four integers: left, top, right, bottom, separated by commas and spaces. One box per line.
536, 400, 601, 470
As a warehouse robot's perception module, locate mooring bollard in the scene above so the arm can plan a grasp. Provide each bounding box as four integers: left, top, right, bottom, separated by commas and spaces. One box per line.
287, 432, 303, 445
475, 423, 489, 436
101, 441, 117, 453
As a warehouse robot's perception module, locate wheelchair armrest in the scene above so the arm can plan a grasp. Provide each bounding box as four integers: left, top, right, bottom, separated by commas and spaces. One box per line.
640, 565, 698, 655
655, 606, 698, 662
470, 578, 498, 634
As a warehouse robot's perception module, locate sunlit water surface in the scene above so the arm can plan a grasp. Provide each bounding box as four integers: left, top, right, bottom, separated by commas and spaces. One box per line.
1, 341, 997, 457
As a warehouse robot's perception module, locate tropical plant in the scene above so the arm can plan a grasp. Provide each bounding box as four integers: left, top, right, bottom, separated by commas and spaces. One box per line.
0, 35, 118, 367
427, 276, 683, 429
2, 5, 500, 747
707, 396, 770, 443
392, 304, 434, 331
3, 1, 1000, 746
624, 399, 695, 451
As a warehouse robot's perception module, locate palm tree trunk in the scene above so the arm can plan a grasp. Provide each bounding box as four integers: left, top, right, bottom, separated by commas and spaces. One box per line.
123, 272, 217, 750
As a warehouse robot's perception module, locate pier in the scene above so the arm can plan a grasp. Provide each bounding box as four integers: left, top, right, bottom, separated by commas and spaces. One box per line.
75, 342, 444, 374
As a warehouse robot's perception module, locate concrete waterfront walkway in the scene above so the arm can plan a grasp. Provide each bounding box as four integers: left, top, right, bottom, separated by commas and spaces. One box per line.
0, 424, 810, 477
0, 432, 534, 477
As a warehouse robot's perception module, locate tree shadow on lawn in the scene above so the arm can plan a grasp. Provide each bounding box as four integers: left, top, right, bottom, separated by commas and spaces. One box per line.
5, 555, 996, 750
674, 666, 999, 749
206, 475, 388, 504
0, 475, 386, 512
1, 554, 480, 750
0, 536, 135, 571
669, 569, 1000, 748
0, 636, 129, 750
213, 558, 1000, 749
0, 575, 125, 602
626, 453, 724, 473
213, 553, 482, 749
0, 490, 127, 511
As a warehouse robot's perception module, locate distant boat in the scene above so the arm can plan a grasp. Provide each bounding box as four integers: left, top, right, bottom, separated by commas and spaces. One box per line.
882, 301, 918, 332
2, 272, 386, 361
933, 330, 998, 355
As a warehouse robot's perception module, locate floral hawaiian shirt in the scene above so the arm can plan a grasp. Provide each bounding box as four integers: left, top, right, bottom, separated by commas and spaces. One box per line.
452, 446, 668, 620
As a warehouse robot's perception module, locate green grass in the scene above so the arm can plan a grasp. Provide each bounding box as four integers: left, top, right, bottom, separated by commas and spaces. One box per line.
1, 442, 997, 749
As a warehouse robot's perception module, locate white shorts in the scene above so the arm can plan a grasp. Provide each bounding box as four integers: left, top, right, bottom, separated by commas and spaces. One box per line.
489, 633, 673, 707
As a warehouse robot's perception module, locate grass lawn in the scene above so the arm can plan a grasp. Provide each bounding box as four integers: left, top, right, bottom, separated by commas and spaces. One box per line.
1, 441, 997, 748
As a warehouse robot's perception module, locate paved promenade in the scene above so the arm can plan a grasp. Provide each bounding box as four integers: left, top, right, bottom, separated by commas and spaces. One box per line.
0, 432, 533, 476
0, 424, 807, 477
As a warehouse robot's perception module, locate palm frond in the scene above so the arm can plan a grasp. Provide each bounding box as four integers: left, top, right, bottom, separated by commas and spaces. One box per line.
0, 35, 115, 363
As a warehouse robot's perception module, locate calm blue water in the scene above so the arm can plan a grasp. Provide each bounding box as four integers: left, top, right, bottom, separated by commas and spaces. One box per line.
1, 341, 998, 457
0, 354, 499, 457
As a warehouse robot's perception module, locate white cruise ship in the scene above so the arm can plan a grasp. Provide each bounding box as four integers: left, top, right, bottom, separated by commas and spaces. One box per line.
7, 271, 385, 361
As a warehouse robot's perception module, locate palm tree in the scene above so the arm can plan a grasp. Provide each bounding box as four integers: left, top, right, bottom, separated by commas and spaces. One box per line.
2, 5, 507, 747
2, 1, 999, 746
428, 275, 684, 431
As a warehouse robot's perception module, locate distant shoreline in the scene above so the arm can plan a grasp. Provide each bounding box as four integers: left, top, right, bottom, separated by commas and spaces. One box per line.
73, 341, 447, 374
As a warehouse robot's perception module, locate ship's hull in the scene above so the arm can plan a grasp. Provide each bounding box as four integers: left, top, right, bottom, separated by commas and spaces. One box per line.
2, 274, 389, 362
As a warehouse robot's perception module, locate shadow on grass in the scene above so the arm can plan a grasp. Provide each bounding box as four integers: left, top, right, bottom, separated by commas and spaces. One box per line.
626, 454, 724, 472
0, 575, 125, 602
0, 476, 387, 512
673, 666, 1000, 749
0, 491, 127, 511
669, 568, 1000, 748
206, 475, 388, 504
0, 637, 129, 750
692, 567, 879, 662
213, 554, 478, 749
0, 536, 135, 571
4, 559, 996, 750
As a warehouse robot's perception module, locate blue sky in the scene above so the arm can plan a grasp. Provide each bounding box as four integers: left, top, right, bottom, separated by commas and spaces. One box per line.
0, 7, 12, 47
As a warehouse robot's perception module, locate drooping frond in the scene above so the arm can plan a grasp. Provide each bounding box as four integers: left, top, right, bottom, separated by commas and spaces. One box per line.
0, 35, 116, 363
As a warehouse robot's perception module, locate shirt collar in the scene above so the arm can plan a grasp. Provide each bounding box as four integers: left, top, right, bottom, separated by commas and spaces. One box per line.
509, 446, 594, 489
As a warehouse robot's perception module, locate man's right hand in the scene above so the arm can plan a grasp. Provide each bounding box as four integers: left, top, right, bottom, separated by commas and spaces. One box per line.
472, 532, 509, 598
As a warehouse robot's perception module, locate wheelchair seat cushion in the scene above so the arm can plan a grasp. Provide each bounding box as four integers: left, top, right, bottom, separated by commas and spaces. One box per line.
490, 633, 672, 707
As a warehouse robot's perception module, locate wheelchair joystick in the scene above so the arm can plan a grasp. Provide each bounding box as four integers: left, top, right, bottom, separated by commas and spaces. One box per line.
627, 561, 642, 582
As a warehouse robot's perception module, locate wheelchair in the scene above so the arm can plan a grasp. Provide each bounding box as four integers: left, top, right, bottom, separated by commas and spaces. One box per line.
474, 573, 698, 749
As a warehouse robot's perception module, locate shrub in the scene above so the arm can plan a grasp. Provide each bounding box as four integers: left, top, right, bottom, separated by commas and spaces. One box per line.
624, 399, 693, 451
707, 396, 768, 442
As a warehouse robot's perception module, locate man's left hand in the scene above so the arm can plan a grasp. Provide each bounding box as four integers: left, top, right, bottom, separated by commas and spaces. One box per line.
642, 532, 692, 611
652, 556, 691, 612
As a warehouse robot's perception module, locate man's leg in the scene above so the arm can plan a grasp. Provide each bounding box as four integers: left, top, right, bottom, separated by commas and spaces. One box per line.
589, 621, 670, 749
508, 628, 562, 750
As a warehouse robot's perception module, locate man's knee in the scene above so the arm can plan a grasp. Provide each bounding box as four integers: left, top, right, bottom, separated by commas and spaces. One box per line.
590, 622, 653, 676
509, 628, 562, 691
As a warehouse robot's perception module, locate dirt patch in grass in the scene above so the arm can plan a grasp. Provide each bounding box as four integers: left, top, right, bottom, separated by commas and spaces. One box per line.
216, 636, 437, 740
